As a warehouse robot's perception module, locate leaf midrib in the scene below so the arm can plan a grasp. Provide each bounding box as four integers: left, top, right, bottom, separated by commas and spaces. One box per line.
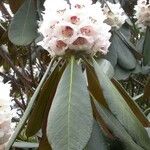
67, 57, 74, 150
20, 0, 31, 43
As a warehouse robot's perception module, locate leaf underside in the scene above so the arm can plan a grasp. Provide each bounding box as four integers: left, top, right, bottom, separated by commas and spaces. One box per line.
47, 57, 93, 150
92, 59, 150, 150
8, 0, 37, 45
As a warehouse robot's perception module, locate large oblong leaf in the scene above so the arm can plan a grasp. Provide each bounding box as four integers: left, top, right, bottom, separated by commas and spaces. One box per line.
93, 59, 150, 150
114, 64, 131, 80
86, 120, 108, 150
26, 61, 66, 137
47, 57, 93, 150
93, 100, 144, 150
113, 33, 136, 70
96, 59, 114, 79
112, 78, 150, 127
86, 63, 108, 109
8, 0, 37, 45
104, 34, 118, 67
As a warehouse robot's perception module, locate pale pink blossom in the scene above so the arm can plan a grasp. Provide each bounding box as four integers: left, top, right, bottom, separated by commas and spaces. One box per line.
70, 0, 92, 8
38, 0, 111, 56
44, 0, 69, 14
102, 2, 127, 29
134, 0, 150, 31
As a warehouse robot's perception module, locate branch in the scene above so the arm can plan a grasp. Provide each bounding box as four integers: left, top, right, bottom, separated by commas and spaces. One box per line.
133, 93, 144, 101
0, 71, 25, 88
0, 45, 33, 90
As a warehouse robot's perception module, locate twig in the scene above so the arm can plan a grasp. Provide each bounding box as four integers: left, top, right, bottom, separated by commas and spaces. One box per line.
19, 90, 27, 109
28, 46, 36, 87
0, 45, 33, 90
0, 72, 25, 89
133, 93, 144, 101
13, 98, 25, 111
0, 71, 27, 110
131, 77, 145, 87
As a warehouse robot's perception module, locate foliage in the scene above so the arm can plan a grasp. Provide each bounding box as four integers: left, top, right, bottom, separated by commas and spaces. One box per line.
0, 0, 150, 150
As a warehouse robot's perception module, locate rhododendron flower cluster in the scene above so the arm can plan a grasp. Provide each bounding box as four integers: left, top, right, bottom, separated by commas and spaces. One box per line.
134, 0, 150, 31
102, 2, 127, 29
0, 99, 12, 149
39, 0, 111, 56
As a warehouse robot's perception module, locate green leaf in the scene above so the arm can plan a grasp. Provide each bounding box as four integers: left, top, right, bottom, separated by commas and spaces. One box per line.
96, 59, 114, 79
143, 27, 150, 66
114, 64, 131, 80
104, 34, 118, 67
93, 100, 144, 150
93, 59, 150, 150
85, 58, 113, 110
136, 37, 144, 54
47, 57, 93, 150
86, 62, 108, 109
26, 61, 66, 137
113, 32, 136, 70
116, 30, 142, 60
86, 120, 107, 150
8, 0, 37, 46
112, 78, 150, 127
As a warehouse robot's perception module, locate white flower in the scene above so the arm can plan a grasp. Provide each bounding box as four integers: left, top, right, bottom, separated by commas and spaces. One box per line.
70, 0, 92, 8
44, 0, 69, 13
0, 98, 12, 147
134, 0, 150, 31
102, 2, 127, 29
136, 0, 147, 5
38, 0, 111, 56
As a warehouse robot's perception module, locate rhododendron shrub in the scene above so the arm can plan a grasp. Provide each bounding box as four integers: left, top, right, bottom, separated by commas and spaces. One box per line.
3, 0, 150, 150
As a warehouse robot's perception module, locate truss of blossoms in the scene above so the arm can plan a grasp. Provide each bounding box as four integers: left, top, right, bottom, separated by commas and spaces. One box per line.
38, 0, 127, 56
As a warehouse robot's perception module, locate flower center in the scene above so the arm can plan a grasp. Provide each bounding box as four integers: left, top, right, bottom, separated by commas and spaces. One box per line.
62, 26, 74, 37
72, 37, 88, 45
70, 16, 80, 24
56, 40, 67, 49
75, 4, 82, 9
80, 26, 94, 36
